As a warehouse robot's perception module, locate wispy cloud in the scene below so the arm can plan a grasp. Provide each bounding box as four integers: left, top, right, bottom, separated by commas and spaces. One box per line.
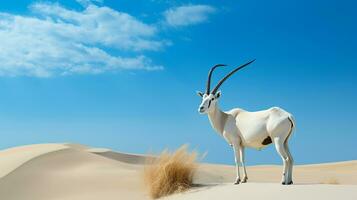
0, 2, 215, 77
164, 5, 216, 27
0, 2, 164, 77
76, 0, 103, 7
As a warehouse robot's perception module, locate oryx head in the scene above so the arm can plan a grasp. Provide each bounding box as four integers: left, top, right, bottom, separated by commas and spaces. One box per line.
197, 60, 256, 114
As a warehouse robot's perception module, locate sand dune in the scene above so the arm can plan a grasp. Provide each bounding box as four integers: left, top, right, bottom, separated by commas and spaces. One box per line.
88, 147, 155, 165
0, 143, 146, 200
165, 183, 357, 200
0, 143, 356, 200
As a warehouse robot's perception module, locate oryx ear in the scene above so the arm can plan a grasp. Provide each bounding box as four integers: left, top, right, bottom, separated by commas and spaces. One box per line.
215, 91, 222, 99
196, 91, 204, 97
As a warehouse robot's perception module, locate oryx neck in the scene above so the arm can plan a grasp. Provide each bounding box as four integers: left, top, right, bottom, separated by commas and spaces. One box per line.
207, 104, 228, 134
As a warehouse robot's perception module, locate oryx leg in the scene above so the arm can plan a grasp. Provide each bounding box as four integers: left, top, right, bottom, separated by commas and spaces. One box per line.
239, 146, 248, 183
273, 137, 290, 185
284, 141, 294, 184
232, 144, 241, 184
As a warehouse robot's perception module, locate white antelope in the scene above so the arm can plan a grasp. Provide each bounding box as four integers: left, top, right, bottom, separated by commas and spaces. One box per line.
197, 60, 295, 185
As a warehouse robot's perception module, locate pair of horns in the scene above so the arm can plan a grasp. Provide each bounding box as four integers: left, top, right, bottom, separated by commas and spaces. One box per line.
206, 59, 256, 95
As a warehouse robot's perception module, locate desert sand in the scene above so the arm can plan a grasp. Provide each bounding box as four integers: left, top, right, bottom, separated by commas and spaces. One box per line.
0, 143, 356, 200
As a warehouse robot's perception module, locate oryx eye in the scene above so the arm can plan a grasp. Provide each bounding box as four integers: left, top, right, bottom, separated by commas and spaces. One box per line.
212, 98, 214, 101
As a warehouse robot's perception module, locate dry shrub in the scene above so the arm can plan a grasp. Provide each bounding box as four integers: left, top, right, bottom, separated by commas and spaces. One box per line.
321, 177, 339, 185
144, 145, 198, 199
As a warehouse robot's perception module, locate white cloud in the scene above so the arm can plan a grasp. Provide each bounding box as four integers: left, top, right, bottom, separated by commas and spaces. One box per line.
76, 0, 103, 7
0, 2, 216, 77
164, 5, 216, 27
0, 3, 164, 77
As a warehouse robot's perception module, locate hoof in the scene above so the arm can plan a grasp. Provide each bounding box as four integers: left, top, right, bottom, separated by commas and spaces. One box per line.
282, 181, 293, 185
241, 177, 248, 183
234, 179, 241, 185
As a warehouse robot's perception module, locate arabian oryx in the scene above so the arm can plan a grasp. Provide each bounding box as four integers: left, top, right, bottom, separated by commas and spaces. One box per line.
197, 60, 295, 185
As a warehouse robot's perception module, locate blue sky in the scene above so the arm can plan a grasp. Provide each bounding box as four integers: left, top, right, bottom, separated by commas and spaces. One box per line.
0, 0, 356, 165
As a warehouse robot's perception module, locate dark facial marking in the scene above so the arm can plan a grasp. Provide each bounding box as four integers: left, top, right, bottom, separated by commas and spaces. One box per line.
261, 136, 272, 145
208, 100, 212, 108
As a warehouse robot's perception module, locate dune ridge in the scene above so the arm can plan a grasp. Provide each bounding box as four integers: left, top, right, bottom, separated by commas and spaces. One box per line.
0, 144, 69, 178
0, 143, 356, 200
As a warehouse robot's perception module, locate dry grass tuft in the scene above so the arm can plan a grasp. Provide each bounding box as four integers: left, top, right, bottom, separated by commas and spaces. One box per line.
144, 145, 198, 199
321, 177, 340, 185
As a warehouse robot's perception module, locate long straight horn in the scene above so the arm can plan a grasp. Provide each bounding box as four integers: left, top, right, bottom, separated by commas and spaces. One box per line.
211, 59, 256, 94
206, 64, 227, 94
